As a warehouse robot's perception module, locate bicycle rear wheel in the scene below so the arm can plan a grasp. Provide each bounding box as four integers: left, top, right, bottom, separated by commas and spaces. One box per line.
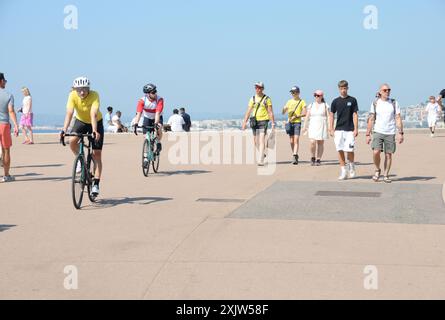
87, 154, 97, 203
142, 139, 150, 177
72, 155, 86, 210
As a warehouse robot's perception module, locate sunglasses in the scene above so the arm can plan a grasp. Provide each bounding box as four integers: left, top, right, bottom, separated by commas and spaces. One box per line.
314, 94, 322, 98
382, 89, 391, 93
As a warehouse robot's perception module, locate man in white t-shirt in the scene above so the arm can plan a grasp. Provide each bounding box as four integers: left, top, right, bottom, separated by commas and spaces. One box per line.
366, 84, 404, 183
167, 109, 185, 132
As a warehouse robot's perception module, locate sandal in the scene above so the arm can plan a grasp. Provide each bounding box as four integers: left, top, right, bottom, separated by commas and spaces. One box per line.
372, 169, 381, 182
383, 176, 392, 184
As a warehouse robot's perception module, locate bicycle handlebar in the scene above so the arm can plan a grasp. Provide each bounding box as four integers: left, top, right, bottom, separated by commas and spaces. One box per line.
60, 133, 96, 147
134, 125, 160, 136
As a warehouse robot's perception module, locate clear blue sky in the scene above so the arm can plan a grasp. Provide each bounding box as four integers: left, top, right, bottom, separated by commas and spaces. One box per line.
1, 0, 444, 121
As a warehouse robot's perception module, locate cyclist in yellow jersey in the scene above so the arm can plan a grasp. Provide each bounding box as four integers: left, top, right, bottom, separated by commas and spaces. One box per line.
60, 77, 104, 197
242, 82, 276, 166
282, 86, 306, 165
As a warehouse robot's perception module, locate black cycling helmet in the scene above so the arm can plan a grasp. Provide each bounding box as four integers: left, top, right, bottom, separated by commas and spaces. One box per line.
143, 83, 157, 94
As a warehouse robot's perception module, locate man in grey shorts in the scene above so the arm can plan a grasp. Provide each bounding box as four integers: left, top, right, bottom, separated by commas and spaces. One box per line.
366, 83, 404, 183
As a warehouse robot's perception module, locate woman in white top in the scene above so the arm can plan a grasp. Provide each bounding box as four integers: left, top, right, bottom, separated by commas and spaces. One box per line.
19, 87, 34, 144
423, 96, 441, 137
302, 90, 330, 166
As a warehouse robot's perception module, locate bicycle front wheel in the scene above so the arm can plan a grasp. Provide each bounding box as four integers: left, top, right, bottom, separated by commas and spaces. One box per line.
142, 139, 150, 177
152, 141, 160, 173
87, 154, 97, 203
72, 155, 86, 210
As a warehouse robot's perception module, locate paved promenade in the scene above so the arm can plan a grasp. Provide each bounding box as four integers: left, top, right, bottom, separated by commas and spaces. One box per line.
1, 130, 445, 299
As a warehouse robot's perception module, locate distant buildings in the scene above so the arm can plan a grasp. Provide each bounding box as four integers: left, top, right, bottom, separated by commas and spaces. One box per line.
190, 103, 443, 131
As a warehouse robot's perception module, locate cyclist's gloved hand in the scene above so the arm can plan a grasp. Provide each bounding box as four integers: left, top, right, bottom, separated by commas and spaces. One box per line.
93, 131, 100, 141
156, 123, 163, 131
59, 130, 66, 145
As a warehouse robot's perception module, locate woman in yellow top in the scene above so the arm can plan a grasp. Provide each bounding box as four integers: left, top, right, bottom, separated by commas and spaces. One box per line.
282, 86, 306, 165
60, 77, 104, 198
242, 82, 276, 166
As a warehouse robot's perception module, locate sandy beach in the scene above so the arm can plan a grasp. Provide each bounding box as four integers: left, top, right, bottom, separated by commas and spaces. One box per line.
1, 130, 445, 299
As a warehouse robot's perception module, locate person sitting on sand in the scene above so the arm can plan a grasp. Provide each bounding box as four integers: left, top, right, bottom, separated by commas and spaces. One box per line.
167, 109, 185, 133
112, 111, 128, 133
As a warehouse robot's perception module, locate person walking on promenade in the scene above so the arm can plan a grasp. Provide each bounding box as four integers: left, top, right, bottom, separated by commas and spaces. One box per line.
282, 86, 306, 165
242, 82, 276, 166
329, 80, 359, 180
302, 90, 329, 166
19, 87, 34, 145
423, 96, 441, 137
0, 73, 19, 182
366, 83, 404, 183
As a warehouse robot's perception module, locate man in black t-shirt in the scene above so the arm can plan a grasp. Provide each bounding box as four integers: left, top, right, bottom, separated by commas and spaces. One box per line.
439, 89, 445, 123
329, 80, 359, 180
180, 108, 192, 132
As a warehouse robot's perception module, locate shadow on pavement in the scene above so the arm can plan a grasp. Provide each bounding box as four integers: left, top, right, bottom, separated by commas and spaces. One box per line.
82, 197, 174, 210
0, 225, 17, 233
13, 173, 71, 182
353, 175, 436, 182
35, 142, 60, 145
12, 164, 65, 169
393, 176, 436, 182
156, 170, 211, 177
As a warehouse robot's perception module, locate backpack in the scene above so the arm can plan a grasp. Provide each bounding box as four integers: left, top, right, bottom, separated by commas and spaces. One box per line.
372, 98, 397, 119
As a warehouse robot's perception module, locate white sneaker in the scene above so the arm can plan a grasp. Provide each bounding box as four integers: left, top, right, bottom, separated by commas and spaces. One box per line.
76, 162, 82, 174
2, 176, 15, 183
90, 185, 100, 197
338, 167, 348, 180
431, 133, 435, 138
348, 163, 356, 179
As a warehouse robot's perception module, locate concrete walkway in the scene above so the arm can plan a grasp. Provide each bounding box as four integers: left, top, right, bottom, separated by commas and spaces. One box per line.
1, 131, 445, 299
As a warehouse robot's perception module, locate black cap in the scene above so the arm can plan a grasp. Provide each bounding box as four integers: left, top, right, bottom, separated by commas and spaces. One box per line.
0, 73, 5, 81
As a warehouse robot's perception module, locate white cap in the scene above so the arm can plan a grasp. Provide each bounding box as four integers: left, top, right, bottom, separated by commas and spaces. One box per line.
254, 82, 265, 89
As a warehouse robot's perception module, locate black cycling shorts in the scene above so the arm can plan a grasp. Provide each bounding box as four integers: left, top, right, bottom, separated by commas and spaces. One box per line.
71, 119, 105, 150
143, 116, 164, 134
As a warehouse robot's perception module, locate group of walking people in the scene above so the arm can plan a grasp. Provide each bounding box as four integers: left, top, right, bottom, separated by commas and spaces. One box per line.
1, 70, 444, 190
243, 80, 443, 182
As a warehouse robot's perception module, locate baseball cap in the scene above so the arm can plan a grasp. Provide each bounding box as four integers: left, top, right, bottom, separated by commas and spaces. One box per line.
0, 73, 6, 82
290, 86, 300, 93
255, 82, 265, 89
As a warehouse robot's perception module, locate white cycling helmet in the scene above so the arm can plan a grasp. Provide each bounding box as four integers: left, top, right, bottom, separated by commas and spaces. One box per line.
73, 77, 90, 88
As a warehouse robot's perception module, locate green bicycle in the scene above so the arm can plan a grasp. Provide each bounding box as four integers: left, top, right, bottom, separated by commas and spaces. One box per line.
136, 125, 160, 177
61, 133, 97, 209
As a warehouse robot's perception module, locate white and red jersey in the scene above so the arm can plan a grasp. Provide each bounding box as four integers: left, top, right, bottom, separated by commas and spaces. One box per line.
136, 95, 164, 120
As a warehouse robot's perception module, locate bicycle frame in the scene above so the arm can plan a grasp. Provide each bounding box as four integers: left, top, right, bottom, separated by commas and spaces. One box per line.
78, 136, 94, 185
145, 128, 158, 162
